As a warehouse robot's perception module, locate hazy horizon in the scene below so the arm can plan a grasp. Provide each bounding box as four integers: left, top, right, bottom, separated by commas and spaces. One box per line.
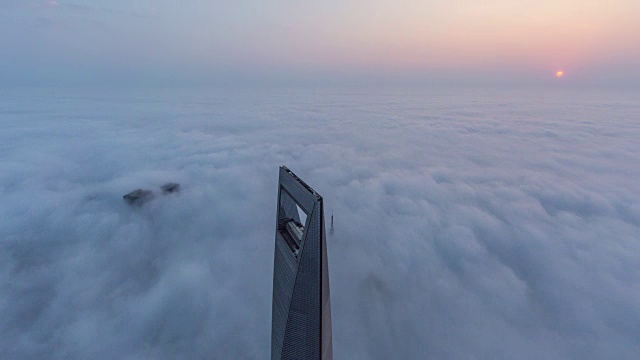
1, 0, 639, 87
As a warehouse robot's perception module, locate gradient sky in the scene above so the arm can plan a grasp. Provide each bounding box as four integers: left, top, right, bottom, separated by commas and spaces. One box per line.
1, 0, 639, 85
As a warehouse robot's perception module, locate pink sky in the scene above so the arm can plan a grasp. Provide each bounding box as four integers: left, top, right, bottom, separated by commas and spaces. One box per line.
262, 0, 640, 78
1, 0, 639, 84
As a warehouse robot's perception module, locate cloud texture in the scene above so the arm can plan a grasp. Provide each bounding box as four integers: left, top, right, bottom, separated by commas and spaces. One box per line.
1, 86, 639, 359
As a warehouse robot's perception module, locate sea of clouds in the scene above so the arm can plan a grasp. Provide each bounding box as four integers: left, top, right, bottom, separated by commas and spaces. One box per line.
1, 86, 639, 359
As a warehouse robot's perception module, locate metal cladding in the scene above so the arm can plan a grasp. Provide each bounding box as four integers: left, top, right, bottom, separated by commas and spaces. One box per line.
272, 166, 333, 360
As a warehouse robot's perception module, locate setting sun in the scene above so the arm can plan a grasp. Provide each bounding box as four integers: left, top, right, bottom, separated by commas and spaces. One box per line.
556, 71, 564, 78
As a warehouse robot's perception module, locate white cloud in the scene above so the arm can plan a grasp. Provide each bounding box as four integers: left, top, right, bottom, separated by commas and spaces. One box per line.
1, 87, 639, 359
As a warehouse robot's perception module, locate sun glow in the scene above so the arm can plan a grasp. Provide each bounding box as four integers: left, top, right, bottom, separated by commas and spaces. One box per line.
556, 71, 564, 78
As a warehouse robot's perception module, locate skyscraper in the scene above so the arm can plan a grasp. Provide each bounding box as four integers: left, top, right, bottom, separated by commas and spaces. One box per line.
272, 166, 333, 360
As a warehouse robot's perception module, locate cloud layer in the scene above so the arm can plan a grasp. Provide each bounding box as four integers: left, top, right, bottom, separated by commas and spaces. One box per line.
1, 86, 639, 359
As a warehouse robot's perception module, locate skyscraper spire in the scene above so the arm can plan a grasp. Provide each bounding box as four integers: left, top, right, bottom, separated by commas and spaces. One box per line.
272, 166, 333, 360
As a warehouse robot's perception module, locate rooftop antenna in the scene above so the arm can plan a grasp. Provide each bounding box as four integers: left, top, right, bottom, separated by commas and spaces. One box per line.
330, 210, 334, 236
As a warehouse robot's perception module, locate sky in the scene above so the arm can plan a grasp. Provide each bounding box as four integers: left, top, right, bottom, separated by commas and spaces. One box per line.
1, 87, 639, 359
1, 0, 639, 85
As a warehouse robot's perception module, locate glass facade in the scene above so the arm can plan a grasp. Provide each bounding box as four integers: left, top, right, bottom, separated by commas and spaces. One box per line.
272, 166, 333, 360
